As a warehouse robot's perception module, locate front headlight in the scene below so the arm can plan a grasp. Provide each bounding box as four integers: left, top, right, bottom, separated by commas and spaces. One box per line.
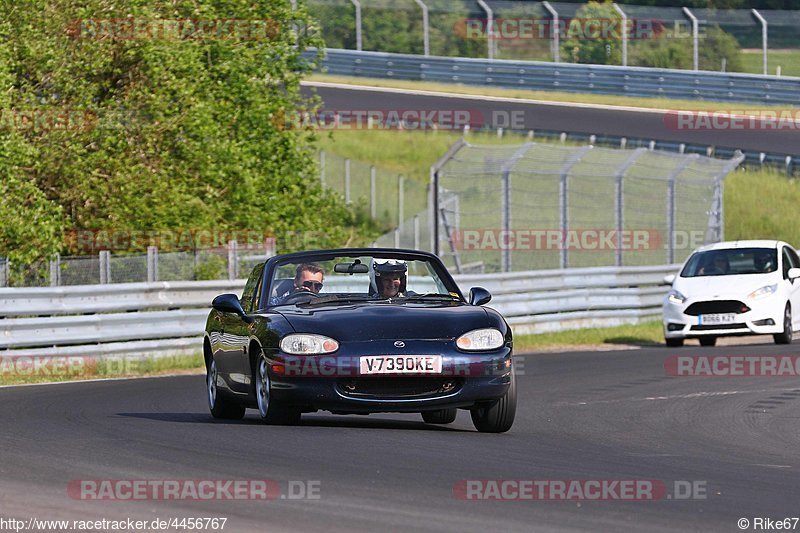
667, 289, 687, 305
280, 334, 339, 355
748, 284, 778, 300
456, 328, 504, 351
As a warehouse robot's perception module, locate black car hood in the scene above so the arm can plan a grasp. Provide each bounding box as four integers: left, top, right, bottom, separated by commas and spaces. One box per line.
276, 302, 492, 341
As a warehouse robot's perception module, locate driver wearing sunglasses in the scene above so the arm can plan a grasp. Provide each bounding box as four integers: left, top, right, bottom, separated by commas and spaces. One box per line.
293, 263, 324, 294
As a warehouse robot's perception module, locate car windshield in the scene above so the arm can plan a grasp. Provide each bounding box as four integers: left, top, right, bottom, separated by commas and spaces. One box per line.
267, 253, 460, 306
680, 247, 777, 277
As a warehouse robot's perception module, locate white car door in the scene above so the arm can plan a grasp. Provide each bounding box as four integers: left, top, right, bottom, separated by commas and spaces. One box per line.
781, 246, 800, 330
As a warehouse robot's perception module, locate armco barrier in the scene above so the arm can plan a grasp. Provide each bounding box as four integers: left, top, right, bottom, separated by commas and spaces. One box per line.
0, 265, 679, 358
313, 48, 800, 106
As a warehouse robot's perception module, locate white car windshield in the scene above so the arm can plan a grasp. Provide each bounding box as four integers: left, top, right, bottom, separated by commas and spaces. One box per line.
681, 248, 777, 277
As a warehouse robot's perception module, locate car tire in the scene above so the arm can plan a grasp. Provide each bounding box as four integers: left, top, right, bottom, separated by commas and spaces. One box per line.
255, 356, 301, 425
207, 358, 246, 420
422, 408, 458, 424
699, 336, 717, 347
471, 371, 517, 433
665, 338, 684, 347
774, 304, 793, 345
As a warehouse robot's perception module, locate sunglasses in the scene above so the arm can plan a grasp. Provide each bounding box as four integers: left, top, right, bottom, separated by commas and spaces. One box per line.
302, 281, 324, 291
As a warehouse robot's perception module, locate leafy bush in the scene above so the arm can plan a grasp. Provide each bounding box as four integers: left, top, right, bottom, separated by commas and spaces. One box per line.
0, 0, 380, 272
560, 1, 623, 65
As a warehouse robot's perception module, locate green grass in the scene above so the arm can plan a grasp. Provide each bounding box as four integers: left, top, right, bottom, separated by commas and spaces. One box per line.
725, 166, 800, 246
0, 354, 204, 386
514, 320, 664, 352
309, 73, 798, 111
740, 49, 800, 78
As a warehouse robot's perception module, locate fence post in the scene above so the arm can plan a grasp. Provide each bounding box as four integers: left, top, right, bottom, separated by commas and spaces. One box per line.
147, 246, 159, 282
350, 0, 362, 51
558, 146, 592, 269
665, 155, 699, 263
613, 148, 647, 266
398, 175, 405, 228
428, 178, 435, 253
0, 257, 6, 287
612, 3, 628, 66
345, 158, 351, 204
683, 7, 699, 71
228, 240, 238, 280
370, 166, 377, 219
476, 0, 495, 60
49, 253, 61, 287
413, 215, 420, 250
413, 0, 429, 56
394, 228, 400, 248
542, 2, 560, 63
501, 169, 511, 272
99, 251, 111, 284
752, 9, 768, 76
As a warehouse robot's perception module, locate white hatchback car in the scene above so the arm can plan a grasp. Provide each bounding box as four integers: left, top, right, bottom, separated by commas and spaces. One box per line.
663, 240, 800, 347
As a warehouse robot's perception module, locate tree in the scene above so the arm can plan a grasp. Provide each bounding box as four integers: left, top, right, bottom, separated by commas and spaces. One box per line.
699, 25, 743, 72
560, 1, 623, 65
0, 0, 372, 270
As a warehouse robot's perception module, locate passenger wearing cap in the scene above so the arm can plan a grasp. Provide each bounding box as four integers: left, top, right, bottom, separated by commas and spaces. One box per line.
370, 258, 409, 298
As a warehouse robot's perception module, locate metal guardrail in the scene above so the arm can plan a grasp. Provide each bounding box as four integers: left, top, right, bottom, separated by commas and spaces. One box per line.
0, 265, 678, 357
314, 48, 800, 105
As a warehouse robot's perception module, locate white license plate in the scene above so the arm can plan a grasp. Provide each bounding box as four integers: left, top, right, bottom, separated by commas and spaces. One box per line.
359, 355, 442, 375
699, 313, 736, 325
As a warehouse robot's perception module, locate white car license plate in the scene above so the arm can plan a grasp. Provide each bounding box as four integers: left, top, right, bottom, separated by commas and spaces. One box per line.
699, 313, 736, 325
359, 355, 442, 375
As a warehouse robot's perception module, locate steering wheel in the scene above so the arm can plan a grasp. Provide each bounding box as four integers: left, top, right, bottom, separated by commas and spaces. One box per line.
280, 290, 322, 304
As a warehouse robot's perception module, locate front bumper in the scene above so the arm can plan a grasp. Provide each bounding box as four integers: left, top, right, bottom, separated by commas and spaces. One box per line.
265, 341, 513, 413
663, 297, 784, 339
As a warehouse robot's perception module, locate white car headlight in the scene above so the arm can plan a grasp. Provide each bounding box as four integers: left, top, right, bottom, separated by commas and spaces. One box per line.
667, 289, 687, 305
280, 334, 339, 355
748, 284, 778, 300
456, 328, 504, 351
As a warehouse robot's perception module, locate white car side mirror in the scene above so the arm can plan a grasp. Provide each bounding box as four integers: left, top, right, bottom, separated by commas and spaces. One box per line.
663, 274, 676, 285
788, 267, 800, 280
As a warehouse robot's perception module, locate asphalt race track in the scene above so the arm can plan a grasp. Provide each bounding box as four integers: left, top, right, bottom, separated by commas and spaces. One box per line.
3, 342, 800, 532
302, 83, 800, 156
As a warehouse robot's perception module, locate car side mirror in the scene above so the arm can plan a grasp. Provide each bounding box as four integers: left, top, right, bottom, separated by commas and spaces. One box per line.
469, 287, 492, 306
663, 274, 676, 285
788, 268, 800, 280
212, 293, 251, 322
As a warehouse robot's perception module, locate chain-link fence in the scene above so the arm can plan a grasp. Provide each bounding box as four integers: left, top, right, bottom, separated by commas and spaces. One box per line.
427, 140, 744, 273
319, 150, 428, 230
2, 242, 274, 288
306, 0, 798, 74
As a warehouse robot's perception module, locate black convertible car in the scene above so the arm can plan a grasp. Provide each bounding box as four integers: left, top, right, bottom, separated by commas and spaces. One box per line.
204, 248, 516, 432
